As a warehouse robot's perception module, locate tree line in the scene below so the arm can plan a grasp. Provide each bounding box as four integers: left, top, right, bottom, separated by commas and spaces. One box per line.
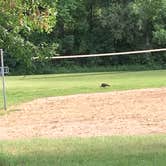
0, 0, 166, 74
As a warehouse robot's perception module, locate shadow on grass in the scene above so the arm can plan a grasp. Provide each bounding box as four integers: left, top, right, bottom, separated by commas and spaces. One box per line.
1, 151, 166, 166
19, 71, 127, 80
1, 140, 166, 166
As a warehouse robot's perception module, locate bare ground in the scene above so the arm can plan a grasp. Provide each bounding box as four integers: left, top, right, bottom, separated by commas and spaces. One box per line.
0, 88, 166, 140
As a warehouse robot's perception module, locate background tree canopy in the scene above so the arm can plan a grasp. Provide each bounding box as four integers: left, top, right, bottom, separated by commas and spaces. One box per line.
0, 0, 166, 74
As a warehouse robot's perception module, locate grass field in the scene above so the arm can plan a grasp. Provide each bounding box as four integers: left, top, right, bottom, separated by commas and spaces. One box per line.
1, 136, 166, 166
1, 69, 166, 107
1, 70, 166, 166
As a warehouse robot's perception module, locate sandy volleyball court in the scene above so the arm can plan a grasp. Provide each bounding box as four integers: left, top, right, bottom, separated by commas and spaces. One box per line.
0, 88, 166, 140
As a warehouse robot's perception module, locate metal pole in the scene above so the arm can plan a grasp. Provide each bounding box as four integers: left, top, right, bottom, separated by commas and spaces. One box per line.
0, 49, 7, 110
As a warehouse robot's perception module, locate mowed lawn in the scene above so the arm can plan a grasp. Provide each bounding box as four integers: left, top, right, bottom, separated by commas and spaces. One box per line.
1, 69, 166, 107
1, 70, 166, 166
1, 136, 166, 166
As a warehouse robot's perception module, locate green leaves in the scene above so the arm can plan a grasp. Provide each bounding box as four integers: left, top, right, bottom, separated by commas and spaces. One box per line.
0, 0, 57, 32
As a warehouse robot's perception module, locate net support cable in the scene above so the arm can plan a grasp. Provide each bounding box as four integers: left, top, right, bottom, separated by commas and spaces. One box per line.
33, 48, 166, 60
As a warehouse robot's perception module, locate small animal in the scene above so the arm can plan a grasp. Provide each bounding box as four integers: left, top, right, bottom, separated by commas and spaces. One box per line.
100, 83, 110, 88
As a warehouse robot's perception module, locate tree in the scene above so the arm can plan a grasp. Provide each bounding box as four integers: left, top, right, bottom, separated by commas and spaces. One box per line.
0, 0, 57, 32
0, 0, 58, 74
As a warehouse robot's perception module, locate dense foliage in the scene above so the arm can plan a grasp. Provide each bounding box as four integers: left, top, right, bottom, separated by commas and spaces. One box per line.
1, 0, 166, 74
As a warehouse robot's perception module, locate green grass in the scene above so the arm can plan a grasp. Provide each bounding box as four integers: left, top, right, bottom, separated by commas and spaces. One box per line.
0, 135, 166, 166
1, 69, 166, 108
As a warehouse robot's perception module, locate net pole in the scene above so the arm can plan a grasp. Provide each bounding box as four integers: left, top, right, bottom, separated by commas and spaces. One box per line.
0, 49, 7, 111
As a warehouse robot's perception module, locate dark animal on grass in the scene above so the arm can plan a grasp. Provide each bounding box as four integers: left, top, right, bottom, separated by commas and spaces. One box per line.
100, 83, 110, 88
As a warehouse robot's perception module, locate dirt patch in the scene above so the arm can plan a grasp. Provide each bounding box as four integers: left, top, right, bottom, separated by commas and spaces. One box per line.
0, 88, 166, 140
